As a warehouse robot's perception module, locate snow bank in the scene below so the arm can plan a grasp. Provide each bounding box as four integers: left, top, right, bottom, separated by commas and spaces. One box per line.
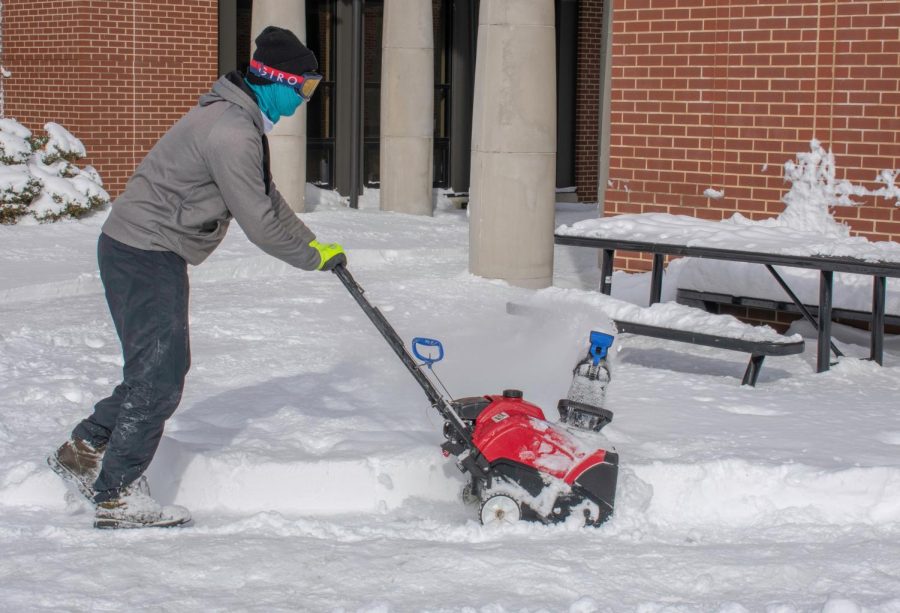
622, 460, 900, 529
151, 444, 461, 515
8, 447, 899, 534
521, 286, 801, 344
678, 259, 900, 316
305, 182, 462, 213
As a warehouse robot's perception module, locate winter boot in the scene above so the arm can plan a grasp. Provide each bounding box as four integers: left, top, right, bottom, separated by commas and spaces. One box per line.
94, 482, 191, 530
47, 438, 106, 502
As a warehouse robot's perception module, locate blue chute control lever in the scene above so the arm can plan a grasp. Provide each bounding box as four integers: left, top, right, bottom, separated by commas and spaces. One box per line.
412, 337, 444, 366
589, 331, 615, 365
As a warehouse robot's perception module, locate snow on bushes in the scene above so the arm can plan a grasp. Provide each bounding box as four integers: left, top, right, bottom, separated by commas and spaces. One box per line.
0, 118, 109, 224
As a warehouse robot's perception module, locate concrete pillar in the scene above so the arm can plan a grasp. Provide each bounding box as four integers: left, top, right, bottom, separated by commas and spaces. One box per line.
380, 0, 434, 215
251, 1, 308, 212
468, 0, 557, 289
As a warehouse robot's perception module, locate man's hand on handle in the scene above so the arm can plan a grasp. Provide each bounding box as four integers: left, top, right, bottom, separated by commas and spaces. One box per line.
309, 239, 346, 271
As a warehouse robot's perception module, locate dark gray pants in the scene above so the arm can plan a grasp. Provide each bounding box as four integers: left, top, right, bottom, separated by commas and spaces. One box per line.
73, 233, 190, 502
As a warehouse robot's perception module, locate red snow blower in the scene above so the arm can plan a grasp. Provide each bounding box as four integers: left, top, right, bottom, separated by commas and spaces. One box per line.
334, 265, 618, 526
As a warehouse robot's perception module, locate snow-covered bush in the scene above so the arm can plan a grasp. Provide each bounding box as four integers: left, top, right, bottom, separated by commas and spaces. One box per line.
0, 118, 109, 224
777, 139, 900, 237
0, 117, 31, 164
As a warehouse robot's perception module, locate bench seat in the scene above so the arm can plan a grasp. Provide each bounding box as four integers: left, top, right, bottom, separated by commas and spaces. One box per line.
507, 289, 805, 387
612, 318, 805, 386
677, 288, 900, 328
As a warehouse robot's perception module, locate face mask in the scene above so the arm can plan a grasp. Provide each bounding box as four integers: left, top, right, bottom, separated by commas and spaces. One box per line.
246, 81, 304, 125
261, 113, 275, 134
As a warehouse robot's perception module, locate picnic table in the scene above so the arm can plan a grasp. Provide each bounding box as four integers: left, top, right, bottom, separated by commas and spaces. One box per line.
554, 217, 900, 374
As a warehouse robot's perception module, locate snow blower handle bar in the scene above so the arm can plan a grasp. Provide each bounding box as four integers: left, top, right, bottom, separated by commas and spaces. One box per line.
331, 265, 483, 466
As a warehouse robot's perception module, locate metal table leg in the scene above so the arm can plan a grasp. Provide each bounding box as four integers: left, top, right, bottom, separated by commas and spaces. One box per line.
817, 270, 834, 373
650, 253, 664, 305
600, 249, 614, 295
872, 276, 886, 365
765, 265, 842, 358
742, 354, 766, 387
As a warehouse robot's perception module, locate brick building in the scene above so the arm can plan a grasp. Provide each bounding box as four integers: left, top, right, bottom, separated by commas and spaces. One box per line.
1, 0, 897, 248
2, 0, 218, 197
606, 0, 900, 273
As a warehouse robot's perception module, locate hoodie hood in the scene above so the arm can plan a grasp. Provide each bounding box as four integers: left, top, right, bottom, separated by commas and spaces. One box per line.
199, 72, 266, 135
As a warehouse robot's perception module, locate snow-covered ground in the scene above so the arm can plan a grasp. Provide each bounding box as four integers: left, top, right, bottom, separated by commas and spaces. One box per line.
1, 195, 899, 612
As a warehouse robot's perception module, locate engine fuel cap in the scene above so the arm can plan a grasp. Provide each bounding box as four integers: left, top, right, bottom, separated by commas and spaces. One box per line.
502, 389, 523, 399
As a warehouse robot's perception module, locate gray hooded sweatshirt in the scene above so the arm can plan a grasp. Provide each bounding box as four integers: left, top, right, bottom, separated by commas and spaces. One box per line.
102, 74, 321, 271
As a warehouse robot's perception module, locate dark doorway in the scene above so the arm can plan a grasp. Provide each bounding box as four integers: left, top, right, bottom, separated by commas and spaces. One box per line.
306, 0, 337, 187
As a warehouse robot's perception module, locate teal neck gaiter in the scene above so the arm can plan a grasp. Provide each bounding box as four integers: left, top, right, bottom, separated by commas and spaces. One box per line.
246, 80, 303, 124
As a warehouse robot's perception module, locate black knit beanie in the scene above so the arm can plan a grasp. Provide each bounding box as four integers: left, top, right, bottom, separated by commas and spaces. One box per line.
247, 26, 318, 86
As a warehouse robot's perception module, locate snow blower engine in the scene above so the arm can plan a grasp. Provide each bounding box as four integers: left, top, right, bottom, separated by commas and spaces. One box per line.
334, 265, 618, 526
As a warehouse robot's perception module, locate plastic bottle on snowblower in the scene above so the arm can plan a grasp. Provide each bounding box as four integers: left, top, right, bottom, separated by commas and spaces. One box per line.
558, 331, 615, 432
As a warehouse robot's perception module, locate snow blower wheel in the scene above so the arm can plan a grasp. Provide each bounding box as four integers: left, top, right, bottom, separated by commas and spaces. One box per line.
480, 494, 522, 526
460, 482, 480, 506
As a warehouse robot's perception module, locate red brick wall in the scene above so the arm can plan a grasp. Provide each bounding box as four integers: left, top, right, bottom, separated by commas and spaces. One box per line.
576, 0, 605, 202
606, 0, 900, 271
3, 0, 218, 198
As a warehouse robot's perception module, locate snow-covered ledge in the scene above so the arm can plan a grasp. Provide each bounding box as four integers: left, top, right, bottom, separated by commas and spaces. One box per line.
556, 211, 900, 263
556, 141, 900, 315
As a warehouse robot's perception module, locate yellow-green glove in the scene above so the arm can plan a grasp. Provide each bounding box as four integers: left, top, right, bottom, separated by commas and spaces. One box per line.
309, 239, 347, 271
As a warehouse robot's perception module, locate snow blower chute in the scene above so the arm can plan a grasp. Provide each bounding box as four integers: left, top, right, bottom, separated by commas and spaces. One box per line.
333, 265, 618, 526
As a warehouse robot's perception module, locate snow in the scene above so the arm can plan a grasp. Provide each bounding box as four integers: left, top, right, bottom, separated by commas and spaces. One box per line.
677, 258, 900, 316
558, 140, 900, 262
1, 189, 899, 610
778, 140, 898, 234
0, 119, 31, 164
42, 122, 87, 160
0, 117, 31, 140
556, 211, 900, 264
518, 287, 802, 344
0, 163, 34, 194
26, 156, 109, 219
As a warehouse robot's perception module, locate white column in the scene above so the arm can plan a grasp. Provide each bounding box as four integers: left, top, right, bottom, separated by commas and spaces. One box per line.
251, 1, 308, 212
469, 0, 557, 289
379, 0, 434, 215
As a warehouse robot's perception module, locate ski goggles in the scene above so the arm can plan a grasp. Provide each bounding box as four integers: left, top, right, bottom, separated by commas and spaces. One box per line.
248, 59, 323, 101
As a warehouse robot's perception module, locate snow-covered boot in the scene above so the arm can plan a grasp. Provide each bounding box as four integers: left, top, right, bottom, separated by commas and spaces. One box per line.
94, 482, 191, 530
47, 438, 106, 502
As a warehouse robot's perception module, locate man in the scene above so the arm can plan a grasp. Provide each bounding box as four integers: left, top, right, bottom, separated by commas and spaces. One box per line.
48, 26, 344, 529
